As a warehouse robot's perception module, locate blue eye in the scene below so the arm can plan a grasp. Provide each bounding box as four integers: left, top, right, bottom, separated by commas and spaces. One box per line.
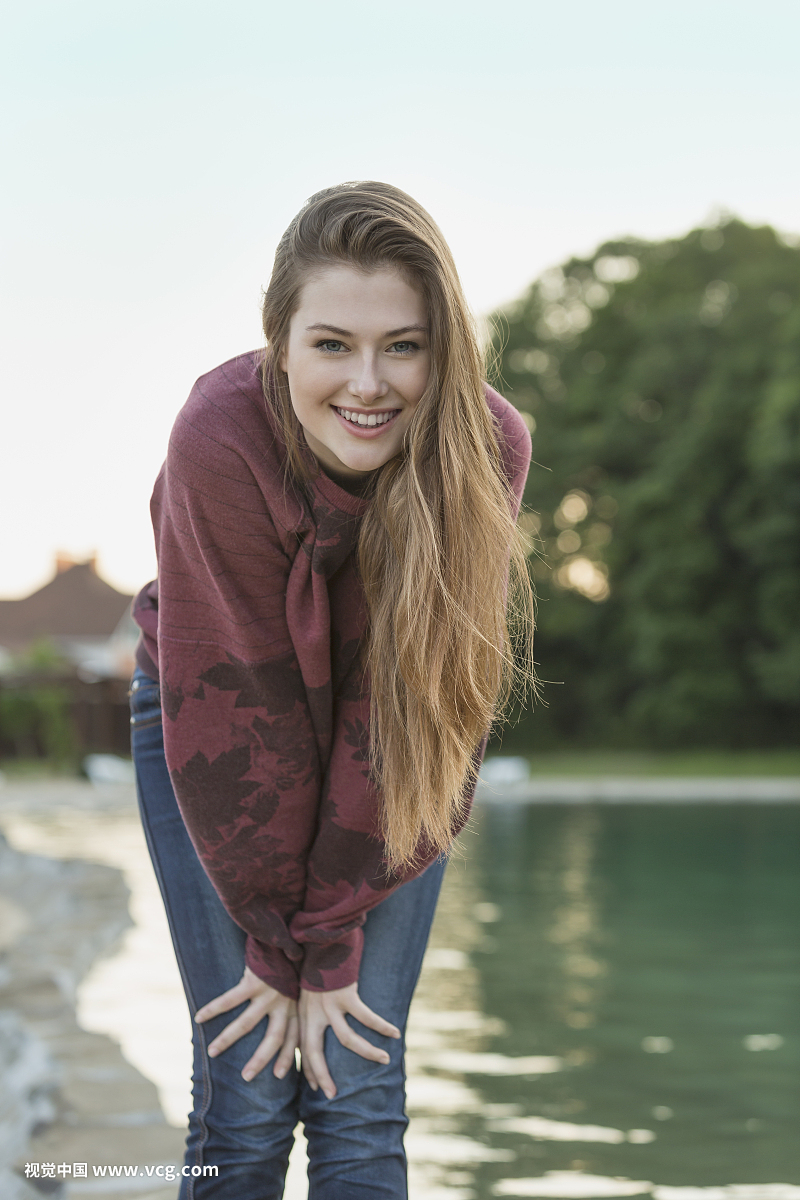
390, 341, 418, 355
316, 340, 346, 354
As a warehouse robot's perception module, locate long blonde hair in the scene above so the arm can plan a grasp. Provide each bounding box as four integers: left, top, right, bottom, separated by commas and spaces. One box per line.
261, 182, 536, 872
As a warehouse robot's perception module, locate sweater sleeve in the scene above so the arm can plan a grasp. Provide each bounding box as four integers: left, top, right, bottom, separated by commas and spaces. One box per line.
289, 713, 491, 993
288, 388, 534, 993
153, 405, 322, 1000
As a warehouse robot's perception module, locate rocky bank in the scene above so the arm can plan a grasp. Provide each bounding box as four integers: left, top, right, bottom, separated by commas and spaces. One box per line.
0, 781, 185, 1199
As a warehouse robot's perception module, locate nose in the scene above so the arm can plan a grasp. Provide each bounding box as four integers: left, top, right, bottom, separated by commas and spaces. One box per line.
347, 353, 388, 404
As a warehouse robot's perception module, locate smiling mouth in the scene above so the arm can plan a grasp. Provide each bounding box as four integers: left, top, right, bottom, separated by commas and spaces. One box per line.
334, 406, 401, 427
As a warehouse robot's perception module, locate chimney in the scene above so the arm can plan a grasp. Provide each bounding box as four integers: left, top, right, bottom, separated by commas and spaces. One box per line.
55, 553, 97, 575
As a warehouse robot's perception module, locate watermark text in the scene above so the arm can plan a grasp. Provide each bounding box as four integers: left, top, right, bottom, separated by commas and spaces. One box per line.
24, 1162, 218, 1183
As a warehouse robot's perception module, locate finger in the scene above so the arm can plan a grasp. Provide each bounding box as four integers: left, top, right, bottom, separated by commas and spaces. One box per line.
207, 998, 271, 1058
304, 1050, 335, 1100
348, 998, 401, 1040
301, 1029, 336, 1099
195, 980, 252, 1023
300, 1047, 319, 1093
273, 1016, 299, 1080
241, 1012, 290, 1082
330, 1013, 391, 1065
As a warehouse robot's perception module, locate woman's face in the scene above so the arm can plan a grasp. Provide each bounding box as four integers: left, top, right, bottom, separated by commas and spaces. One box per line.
280, 264, 431, 483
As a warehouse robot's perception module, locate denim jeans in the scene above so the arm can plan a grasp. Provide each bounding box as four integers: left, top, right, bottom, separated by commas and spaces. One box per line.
129, 665, 444, 1200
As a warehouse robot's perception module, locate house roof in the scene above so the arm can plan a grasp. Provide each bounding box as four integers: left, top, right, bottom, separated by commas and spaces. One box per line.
0, 561, 134, 649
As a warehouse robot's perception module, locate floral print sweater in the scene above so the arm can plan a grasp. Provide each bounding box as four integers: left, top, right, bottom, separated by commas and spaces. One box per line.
133, 351, 532, 998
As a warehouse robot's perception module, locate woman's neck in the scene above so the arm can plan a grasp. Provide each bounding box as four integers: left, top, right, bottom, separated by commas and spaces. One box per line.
322, 465, 375, 497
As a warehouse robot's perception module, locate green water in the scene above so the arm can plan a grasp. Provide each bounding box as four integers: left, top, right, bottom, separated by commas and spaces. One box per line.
422, 802, 800, 1195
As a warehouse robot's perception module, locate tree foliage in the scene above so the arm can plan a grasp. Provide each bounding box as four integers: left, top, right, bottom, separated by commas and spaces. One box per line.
491, 218, 800, 750
0, 639, 76, 762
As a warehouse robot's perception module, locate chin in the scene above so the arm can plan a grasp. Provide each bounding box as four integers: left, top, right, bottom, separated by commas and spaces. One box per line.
362, 447, 399, 470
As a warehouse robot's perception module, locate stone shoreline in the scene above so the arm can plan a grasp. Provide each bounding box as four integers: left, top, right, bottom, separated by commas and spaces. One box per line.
475, 775, 800, 804
0, 782, 185, 1200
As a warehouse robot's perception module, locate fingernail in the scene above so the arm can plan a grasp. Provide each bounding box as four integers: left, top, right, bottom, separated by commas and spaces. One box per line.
194, 1012, 205, 1022
310, 1082, 318, 1092
242, 1069, 254, 1081
380, 1053, 390, 1064
274, 1068, 285, 1079
208, 1047, 217, 1058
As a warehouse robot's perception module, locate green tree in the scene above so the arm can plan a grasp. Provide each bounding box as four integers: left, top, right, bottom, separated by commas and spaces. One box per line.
491, 218, 800, 750
0, 640, 76, 763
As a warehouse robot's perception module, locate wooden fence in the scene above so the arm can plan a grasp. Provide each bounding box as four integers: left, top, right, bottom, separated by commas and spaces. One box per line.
0, 671, 133, 762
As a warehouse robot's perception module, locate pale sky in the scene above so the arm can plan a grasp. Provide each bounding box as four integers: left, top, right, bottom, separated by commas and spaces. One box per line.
2, 0, 799, 597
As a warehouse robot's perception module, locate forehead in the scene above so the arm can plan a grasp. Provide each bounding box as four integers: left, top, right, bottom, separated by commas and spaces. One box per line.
293, 264, 427, 327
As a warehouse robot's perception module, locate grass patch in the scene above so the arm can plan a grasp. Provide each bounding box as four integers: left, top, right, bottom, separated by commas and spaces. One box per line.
0, 757, 80, 780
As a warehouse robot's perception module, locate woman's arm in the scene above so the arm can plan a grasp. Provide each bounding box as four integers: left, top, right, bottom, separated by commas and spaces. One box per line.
289, 387, 533, 994
288, 392, 532, 1088
289, 716, 489, 994
154, 390, 322, 998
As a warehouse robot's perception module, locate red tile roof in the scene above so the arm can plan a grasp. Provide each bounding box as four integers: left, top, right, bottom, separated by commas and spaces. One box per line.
0, 561, 134, 649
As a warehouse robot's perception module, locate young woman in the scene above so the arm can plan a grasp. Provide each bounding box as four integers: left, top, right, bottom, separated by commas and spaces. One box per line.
130, 181, 536, 1199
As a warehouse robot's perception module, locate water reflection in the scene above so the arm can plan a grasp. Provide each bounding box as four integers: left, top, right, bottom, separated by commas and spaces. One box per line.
547, 806, 604, 1032
458, 803, 800, 1193
1, 794, 798, 1197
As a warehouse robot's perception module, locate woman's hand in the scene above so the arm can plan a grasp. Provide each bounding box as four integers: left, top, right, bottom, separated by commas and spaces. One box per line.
299, 983, 401, 1100
194, 966, 299, 1082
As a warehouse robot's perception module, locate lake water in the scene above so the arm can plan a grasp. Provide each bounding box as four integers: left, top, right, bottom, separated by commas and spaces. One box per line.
431, 801, 800, 1195
3, 792, 799, 1198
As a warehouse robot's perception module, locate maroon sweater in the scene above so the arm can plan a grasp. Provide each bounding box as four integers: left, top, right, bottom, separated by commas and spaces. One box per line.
133, 351, 531, 998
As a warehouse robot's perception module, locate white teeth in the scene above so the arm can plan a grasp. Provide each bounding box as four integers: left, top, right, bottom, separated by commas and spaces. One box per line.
336, 407, 398, 426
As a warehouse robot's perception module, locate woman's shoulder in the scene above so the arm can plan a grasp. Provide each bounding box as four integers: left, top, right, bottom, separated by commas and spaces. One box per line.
483, 383, 533, 478
178, 350, 276, 442
168, 351, 285, 471
163, 352, 306, 530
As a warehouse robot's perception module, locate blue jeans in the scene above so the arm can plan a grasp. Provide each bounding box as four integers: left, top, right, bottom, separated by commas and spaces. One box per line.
129, 666, 444, 1200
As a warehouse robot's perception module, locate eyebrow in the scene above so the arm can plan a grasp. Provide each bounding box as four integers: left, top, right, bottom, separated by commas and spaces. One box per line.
305, 323, 429, 338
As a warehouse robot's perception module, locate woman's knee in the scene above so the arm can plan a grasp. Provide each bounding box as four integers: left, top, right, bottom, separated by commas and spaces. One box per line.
300, 1028, 407, 1163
